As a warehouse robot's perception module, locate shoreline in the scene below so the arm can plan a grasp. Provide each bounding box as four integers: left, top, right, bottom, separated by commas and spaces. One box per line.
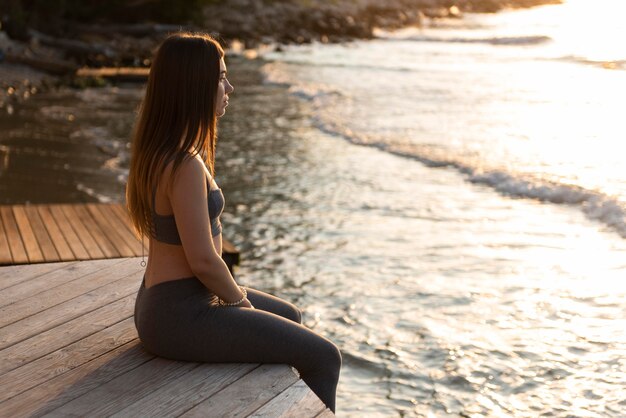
0, 0, 562, 110
0, 55, 264, 206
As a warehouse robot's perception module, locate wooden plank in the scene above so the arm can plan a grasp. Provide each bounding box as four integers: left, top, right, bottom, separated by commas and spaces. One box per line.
0, 260, 75, 290
110, 203, 133, 230
180, 364, 300, 418
49, 205, 91, 260
72, 204, 120, 258
23, 205, 59, 262
0, 210, 11, 265
0, 293, 135, 375
36, 205, 75, 261
75, 66, 150, 82
86, 203, 136, 257
316, 408, 335, 417
60, 204, 105, 259
110, 203, 149, 256
0, 259, 143, 349
248, 379, 327, 418
0, 258, 121, 313
0, 265, 23, 287
11, 205, 44, 263
0, 316, 137, 403
110, 203, 137, 236
0, 206, 28, 264
45, 358, 198, 417
101, 204, 143, 255
110, 363, 259, 418
0, 341, 153, 418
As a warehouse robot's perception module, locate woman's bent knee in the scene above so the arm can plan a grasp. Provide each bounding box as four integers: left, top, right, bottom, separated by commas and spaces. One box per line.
291, 306, 303, 324
320, 340, 342, 378
331, 342, 342, 371
279, 303, 302, 324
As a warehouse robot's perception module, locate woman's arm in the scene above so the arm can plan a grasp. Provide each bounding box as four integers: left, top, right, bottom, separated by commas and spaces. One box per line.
169, 156, 251, 307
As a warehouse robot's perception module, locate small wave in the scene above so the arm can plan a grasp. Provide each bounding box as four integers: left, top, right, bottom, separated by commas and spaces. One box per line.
261, 58, 626, 239
76, 183, 113, 203
262, 63, 343, 102
469, 171, 626, 236
287, 85, 343, 102
39, 105, 77, 120
555, 55, 626, 71
313, 119, 626, 239
263, 58, 417, 74
342, 349, 388, 373
260, 63, 293, 87
385, 34, 552, 46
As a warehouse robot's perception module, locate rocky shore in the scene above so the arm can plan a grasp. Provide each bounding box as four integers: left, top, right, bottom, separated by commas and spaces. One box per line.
203, 0, 562, 47
0, 0, 562, 110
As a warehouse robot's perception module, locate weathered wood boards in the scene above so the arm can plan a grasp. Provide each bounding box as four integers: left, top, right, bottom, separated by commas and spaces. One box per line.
0, 204, 146, 265
0, 204, 239, 271
0, 258, 332, 417
75, 67, 150, 82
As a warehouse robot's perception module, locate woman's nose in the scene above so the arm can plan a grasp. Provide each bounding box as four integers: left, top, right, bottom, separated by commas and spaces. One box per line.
227, 80, 234, 93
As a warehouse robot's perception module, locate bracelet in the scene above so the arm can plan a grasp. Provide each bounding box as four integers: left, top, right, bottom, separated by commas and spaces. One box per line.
218, 286, 247, 306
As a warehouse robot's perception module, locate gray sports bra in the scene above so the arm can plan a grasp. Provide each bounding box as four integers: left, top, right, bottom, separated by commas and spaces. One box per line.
151, 176, 224, 245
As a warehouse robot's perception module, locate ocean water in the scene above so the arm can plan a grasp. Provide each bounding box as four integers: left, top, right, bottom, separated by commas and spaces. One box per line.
255, 1, 626, 416
1, 0, 626, 416
0, 86, 141, 202
261, 0, 626, 239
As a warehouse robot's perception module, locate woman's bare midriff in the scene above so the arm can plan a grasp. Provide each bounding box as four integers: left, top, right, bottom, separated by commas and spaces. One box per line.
144, 234, 222, 289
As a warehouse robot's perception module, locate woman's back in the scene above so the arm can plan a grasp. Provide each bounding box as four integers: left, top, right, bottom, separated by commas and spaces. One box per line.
144, 155, 223, 289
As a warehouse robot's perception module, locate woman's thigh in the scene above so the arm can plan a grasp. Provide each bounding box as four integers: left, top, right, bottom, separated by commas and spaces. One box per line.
162, 306, 338, 371
245, 287, 302, 324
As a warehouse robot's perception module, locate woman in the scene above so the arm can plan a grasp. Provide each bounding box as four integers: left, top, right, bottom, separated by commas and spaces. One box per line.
126, 32, 341, 413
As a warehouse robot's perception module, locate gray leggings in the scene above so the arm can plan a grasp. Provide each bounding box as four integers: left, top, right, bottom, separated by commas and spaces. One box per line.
134, 276, 341, 412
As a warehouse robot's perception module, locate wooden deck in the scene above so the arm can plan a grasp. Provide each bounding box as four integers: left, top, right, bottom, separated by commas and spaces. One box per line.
76, 67, 150, 82
0, 258, 333, 417
0, 203, 239, 271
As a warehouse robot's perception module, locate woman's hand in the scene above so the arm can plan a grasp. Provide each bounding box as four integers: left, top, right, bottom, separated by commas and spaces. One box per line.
235, 298, 254, 309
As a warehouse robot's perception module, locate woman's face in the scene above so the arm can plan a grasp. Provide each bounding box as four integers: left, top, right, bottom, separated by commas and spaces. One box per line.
215, 58, 234, 118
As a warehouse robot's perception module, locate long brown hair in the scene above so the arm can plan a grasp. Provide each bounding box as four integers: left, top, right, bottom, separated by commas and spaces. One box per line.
126, 32, 224, 237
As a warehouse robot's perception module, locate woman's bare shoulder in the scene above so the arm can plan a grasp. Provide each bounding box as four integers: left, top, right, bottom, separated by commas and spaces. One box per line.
162, 153, 203, 176
161, 153, 206, 192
